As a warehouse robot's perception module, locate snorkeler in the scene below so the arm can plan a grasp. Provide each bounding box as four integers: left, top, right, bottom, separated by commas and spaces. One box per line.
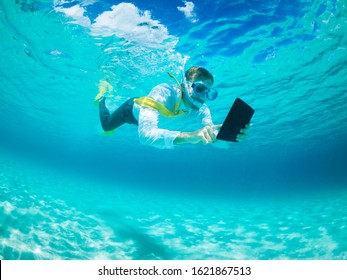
95, 66, 246, 149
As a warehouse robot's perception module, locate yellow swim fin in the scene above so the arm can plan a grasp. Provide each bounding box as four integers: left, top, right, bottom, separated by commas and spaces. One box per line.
94, 80, 113, 106
101, 129, 116, 136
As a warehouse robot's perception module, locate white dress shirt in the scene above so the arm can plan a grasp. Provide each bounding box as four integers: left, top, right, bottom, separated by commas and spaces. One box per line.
132, 83, 214, 149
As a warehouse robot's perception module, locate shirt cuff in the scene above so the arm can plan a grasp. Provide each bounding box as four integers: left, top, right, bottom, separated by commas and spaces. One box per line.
164, 131, 181, 149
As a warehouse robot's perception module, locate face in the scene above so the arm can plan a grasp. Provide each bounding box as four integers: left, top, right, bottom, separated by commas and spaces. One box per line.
186, 77, 217, 104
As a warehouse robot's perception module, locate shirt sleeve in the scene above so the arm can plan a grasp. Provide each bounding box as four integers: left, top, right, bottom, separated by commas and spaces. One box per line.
198, 104, 231, 149
137, 84, 181, 149
199, 104, 214, 126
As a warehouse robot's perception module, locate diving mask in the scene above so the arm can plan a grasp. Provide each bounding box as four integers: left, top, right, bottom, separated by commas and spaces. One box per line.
191, 81, 218, 101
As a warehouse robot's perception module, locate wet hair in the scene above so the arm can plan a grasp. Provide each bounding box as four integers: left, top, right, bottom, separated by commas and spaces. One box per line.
185, 66, 214, 84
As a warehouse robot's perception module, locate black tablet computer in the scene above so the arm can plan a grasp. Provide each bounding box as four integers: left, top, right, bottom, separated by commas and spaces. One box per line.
217, 98, 255, 142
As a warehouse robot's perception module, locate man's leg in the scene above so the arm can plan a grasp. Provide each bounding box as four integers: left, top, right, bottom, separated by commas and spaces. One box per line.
99, 97, 137, 131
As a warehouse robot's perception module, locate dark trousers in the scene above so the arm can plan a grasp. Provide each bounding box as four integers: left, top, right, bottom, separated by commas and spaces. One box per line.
99, 97, 138, 131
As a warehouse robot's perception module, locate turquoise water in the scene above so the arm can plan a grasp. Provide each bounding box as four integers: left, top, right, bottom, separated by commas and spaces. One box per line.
1, 0, 347, 259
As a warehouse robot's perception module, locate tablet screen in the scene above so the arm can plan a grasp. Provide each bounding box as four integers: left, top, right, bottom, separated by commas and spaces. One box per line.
217, 98, 254, 142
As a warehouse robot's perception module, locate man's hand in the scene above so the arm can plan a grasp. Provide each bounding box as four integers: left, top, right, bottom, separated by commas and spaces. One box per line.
194, 124, 222, 144
174, 123, 251, 145
236, 123, 252, 142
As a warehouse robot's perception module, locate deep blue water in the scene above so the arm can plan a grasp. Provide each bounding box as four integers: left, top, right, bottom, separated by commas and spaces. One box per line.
0, 0, 346, 259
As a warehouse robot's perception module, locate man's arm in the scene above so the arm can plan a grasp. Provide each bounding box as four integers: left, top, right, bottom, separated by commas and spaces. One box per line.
173, 125, 222, 145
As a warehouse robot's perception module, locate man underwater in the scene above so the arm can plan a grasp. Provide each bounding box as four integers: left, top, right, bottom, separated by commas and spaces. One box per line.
95, 66, 248, 149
